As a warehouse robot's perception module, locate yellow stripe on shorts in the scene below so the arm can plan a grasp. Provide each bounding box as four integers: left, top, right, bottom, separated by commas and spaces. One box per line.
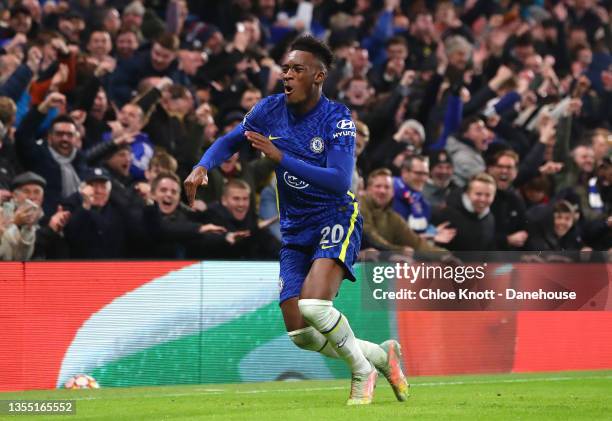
274, 176, 280, 214
339, 191, 359, 262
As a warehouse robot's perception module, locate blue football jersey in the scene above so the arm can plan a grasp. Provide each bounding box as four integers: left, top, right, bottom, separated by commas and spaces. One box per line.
392, 176, 431, 233
241, 94, 357, 245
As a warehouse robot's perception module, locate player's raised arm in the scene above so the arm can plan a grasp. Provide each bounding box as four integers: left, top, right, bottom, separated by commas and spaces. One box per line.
184, 124, 245, 206
184, 97, 270, 206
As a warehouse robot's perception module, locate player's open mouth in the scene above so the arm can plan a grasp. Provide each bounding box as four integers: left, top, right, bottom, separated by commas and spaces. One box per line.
284, 85, 294, 95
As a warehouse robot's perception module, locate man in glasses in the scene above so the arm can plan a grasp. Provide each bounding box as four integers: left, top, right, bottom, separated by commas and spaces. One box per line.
392, 155, 431, 233
486, 149, 528, 250
393, 155, 457, 245
15, 92, 88, 214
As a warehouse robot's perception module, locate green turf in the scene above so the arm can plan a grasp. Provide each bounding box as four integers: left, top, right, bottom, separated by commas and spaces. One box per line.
1, 370, 611, 420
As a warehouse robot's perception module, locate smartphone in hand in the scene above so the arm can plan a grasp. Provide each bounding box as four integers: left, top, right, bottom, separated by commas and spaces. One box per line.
21, 198, 40, 212
2, 201, 15, 219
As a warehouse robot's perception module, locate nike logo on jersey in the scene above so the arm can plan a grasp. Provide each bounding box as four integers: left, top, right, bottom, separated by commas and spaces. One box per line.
321, 244, 339, 249
268, 135, 281, 140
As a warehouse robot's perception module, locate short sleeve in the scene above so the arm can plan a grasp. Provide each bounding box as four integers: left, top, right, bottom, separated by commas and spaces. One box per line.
326, 106, 356, 155
242, 96, 272, 133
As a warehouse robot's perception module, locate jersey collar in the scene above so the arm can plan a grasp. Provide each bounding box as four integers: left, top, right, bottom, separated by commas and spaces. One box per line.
286, 94, 328, 121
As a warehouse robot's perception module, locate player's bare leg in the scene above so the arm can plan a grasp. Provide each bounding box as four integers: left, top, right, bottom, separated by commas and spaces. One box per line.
298, 258, 377, 405
282, 299, 385, 361
281, 298, 308, 331
281, 262, 409, 403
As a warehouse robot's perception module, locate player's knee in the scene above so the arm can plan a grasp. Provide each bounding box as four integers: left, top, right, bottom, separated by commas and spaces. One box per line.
288, 326, 325, 352
298, 299, 337, 332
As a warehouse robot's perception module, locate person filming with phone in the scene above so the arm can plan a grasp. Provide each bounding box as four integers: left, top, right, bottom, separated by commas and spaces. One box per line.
0, 172, 46, 260
0, 171, 73, 260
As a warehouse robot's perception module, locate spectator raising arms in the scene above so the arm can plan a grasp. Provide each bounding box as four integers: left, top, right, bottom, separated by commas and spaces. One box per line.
0, 0, 608, 261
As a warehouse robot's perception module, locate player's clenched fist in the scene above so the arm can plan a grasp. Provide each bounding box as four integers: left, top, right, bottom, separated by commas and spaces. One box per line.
245, 131, 283, 163
184, 166, 208, 207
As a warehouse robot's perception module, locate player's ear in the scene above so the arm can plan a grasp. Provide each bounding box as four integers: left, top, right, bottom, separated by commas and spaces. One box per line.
314, 69, 326, 85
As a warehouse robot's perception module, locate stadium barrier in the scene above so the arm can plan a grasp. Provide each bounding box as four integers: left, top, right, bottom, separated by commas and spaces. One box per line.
1, 261, 611, 392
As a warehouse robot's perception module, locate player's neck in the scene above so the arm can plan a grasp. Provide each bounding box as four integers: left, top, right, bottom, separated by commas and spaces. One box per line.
290, 92, 322, 116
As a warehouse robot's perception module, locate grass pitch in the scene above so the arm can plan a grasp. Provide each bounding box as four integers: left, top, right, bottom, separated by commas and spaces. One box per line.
1, 370, 611, 420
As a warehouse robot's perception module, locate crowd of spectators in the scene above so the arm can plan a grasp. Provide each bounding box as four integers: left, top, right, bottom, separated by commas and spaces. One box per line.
0, 0, 610, 261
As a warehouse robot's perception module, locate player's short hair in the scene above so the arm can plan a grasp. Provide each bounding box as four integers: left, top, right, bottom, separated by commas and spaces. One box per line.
149, 150, 178, 173
289, 35, 334, 70
151, 171, 181, 193
467, 173, 496, 191
223, 179, 252, 196
367, 168, 392, 186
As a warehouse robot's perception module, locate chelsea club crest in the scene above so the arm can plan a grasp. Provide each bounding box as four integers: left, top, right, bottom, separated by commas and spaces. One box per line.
310, 137, 324, 153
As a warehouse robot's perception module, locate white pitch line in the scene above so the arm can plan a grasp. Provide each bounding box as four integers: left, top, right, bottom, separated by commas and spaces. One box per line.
221, 375, 612, 394
238, 386, 346, 395
64, 374, 612, 401
416, 375, 612, 387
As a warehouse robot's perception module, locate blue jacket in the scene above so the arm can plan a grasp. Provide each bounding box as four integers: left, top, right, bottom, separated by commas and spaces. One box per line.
0, 64, 34, 102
